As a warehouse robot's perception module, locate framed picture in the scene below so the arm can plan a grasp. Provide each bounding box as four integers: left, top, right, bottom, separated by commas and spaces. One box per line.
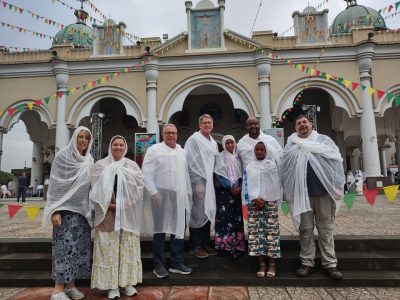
134, 133, 157, 168
263, 128, 284, 148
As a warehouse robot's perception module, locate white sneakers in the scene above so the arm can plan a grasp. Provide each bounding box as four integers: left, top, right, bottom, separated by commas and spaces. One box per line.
107, 289, 120, 299
50, 292, 71, 300
107, 286, 137, 298
65, 287, 85, 300
124, 285, 137, 296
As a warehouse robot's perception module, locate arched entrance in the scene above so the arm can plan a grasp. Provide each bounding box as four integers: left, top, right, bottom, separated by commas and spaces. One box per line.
168, 84, 248, 146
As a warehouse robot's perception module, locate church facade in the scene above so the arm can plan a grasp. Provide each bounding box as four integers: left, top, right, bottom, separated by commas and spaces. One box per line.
0, 0, 399, 187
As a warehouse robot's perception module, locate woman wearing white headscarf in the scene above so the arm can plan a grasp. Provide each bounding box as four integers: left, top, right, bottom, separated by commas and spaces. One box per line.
242, 141, 282, 278
213, 135, 245, 257
43, 126, 94, 300
90, 135, 144, 299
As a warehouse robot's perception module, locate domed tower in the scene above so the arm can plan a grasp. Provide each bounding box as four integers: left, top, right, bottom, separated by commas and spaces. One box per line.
331, 0, 387, 35
52, 2, 94, 48
292, 6, 329, 45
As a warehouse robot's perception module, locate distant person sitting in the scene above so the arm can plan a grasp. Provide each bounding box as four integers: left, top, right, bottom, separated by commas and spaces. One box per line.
37, 184, 44, 197
17, 172, 28, 203
1, 185, 11, 199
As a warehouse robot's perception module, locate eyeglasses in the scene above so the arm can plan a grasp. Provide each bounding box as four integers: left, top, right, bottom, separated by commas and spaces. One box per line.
164, 132, 177, 135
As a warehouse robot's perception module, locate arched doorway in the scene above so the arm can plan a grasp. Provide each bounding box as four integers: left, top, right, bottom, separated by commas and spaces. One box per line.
168, 84, 248, 146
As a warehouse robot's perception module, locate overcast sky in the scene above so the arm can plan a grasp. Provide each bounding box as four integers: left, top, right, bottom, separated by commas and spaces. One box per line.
1, 0, 399, 172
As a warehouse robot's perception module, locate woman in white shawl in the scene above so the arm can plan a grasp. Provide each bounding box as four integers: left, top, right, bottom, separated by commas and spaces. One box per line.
43, 126, 94, 300
90, 135, 144, 299
213, 135, 246, 257
242, 141, 282, 278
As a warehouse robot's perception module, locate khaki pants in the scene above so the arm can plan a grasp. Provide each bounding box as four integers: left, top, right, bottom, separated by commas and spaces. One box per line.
299, 194, 337, 268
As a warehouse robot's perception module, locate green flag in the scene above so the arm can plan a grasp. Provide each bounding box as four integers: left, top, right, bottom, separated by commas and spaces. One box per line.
281, 201, 289, 216
343, 192, 357, 210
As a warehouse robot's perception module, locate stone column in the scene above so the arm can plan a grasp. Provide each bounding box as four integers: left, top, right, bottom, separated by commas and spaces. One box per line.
255, 54, 272, 129
144, 57, 160, 141
185, 1, 192, 52
219, 0, 225, 49
30, 142, 43, 186
51, 58, 70, 153
0, 130, 3, 171
357, 43, 381, 177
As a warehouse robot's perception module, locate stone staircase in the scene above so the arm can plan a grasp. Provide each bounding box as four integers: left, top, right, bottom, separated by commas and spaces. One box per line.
1, 235, 400, 287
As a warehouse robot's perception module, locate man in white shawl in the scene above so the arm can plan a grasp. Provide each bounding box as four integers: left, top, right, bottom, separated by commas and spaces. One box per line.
237, 117, 283, 171
281, 115, 345, 280
185, 114, 219, 259
142, 124, 193, 278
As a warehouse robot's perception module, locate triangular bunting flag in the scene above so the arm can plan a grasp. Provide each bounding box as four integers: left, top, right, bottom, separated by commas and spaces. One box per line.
344, 80, 351, 89
337, 77, 344, 86
325, 73, 331, 81
57, 91, 63, 99
44, 97, 50, 104
7, 107, 16, 116
383, 185, 399, 203
281, 201, 289, 216
367, 87, 375, 96
386, 93, 394, 103
395, 95, 400, 107
25, 206, 41, 221
361, 85, 367, 91
0, 204, 4, 208
35, 100, 42, 107
27, 102, 34, 110
343, 192, 357, 209
376, 90, 385, 100
8, 204, 23, 219
396, 1, 400, 11
364, 188, 379, 206
351, 82, 360, 91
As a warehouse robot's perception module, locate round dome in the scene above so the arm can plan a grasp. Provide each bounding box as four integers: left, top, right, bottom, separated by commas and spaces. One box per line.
53, 23, 94, 48
303, 6, 317, 13
331, 4, 387, 34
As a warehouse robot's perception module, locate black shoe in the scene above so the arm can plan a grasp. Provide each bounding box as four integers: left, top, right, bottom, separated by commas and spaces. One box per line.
296, 265, 314, 277
153, 264, 169, 278
325, 267, 343, 280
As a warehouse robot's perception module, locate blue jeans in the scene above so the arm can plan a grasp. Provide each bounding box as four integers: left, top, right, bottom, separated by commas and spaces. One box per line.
153, 233, 184, 267
189, 221, 211, 251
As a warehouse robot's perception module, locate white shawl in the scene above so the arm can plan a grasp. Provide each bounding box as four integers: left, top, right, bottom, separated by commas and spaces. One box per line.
243, 142, 282, 205
237, 132, 283, 171
185, 131, 218, 228
141, 142, 192, 239
214, 135, 242, 186
42, 126, 94, 226
90, 136, 144, 235
281, 131, 345, 230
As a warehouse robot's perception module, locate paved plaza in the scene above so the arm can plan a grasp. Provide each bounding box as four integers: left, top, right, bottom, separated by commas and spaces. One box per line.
1, 194, 400, 299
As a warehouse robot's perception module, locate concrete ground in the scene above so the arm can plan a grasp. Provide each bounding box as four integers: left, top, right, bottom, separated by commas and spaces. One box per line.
1, 194, 400, 299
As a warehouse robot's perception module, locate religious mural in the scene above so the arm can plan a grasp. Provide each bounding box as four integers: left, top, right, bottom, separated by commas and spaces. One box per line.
191, 9, 221, 49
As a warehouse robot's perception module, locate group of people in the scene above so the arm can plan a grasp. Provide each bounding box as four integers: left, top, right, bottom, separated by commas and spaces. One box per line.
43, 113, 345, 300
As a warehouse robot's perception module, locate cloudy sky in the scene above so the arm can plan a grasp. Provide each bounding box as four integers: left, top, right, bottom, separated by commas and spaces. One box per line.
1, 0, 399, 172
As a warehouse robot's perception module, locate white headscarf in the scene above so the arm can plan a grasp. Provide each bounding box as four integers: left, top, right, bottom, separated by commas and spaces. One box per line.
42, 126, 94, 226
281, 131, 345, 230
90, 135, 144, 235
214, 135, 242, 186
141, 141, 192, 239
243, 141, 282, 205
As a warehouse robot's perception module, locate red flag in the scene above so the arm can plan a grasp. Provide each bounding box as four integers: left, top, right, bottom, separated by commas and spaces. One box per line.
8, 204, 22, 219
35, 100, 42, 107
7, 107, 15, 116
364, 188, 378, 206
315, 70, 321, 77
351, 82, 360, 91
376, 90, 385, 100
57, 91, 64, 99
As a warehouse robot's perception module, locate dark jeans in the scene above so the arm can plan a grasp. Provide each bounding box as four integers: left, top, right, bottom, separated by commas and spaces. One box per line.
189, 221, 211, 251
17, 187, 26, 202
153, 233, 184, 267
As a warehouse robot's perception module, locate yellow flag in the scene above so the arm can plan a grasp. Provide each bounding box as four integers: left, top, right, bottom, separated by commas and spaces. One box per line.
0, 110, 3, 117
25, 206, 41, 222
310, 68, 315, 76
326, 73, 331, 81
297, 64, 302, 71
344, 80, 351, 88
27, 102, 34, 110
70, 88, 76, 95
383, 185, 399, 203
368, 87, 375, 96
